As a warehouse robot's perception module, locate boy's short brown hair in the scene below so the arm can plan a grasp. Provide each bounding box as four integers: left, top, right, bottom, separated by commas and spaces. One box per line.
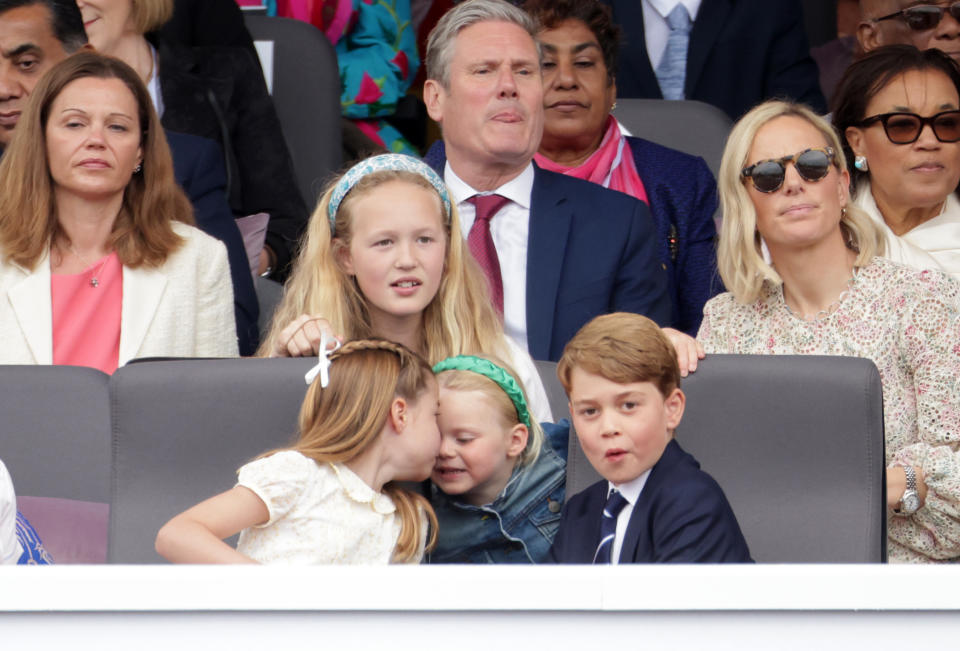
557, 313, 680, 398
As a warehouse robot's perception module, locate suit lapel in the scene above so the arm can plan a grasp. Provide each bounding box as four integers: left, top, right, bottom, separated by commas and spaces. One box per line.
119, 265, 167, 363
7, 255, 53, 364
526, 166, 571, 361
619, 440, 681, 562
685, 0, 732, 96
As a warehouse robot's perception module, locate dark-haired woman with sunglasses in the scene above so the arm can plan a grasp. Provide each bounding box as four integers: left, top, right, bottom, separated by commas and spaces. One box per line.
677, 99, 960, 563
834, 45, 960, 280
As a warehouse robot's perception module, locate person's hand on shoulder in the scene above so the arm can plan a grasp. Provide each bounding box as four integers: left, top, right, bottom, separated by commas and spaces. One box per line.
662, 327, 705, 376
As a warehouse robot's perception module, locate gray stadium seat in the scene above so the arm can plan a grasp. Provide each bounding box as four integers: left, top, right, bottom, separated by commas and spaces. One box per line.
108, 358, 314, 563
244, 14, 342, 208
0, 366, 112, 563
613, 98, 733, 179
563, 354, 886, 563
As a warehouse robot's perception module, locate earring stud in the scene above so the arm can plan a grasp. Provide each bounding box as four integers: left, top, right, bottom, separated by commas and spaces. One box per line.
854, 155, 868, 172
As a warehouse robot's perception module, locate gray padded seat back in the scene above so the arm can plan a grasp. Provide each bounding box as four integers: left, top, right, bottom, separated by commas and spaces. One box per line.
108, 358, 314, 563
565, 354, 886, 562
0, 365, 111, 502
613, 98, 732, 179
244, 15, 341, 208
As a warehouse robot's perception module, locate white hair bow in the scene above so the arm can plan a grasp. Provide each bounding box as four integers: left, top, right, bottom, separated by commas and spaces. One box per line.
304, 330, 342, 388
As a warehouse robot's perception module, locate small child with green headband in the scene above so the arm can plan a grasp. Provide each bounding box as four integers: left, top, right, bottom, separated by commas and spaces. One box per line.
428, 354, 567, 563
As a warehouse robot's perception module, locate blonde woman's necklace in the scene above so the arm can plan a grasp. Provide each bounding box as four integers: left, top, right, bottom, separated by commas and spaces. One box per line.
784, 267, 860, 323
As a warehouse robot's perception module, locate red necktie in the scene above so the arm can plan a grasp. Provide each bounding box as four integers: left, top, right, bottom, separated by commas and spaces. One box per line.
467, 194, 510, 316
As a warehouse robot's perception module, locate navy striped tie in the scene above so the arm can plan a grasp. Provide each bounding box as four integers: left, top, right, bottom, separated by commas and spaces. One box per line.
593, 489, 629, 564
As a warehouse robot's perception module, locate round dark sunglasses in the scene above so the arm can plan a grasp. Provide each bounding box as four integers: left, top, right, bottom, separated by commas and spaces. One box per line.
875, 2, 960, 31
741, 147, 836, 194
856, 110, 960, 144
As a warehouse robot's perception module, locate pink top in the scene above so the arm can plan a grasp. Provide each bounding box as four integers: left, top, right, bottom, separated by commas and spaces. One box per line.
51, 252, 122, 374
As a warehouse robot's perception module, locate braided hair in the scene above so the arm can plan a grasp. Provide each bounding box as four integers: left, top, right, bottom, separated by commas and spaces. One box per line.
267, 338, 438, 562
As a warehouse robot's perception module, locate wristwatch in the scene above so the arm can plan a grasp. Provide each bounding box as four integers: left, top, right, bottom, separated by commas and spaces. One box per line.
894, 465, 920, 516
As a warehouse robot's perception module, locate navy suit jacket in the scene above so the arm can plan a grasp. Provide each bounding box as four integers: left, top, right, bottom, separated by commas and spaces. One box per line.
602, 0, 827, 120
627, 136, 720, 335
167, 130, 259, 355
424, 144, 672, 361
550, 440, 752, 563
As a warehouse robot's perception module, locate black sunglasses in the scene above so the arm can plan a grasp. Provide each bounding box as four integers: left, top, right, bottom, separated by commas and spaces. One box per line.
741, 147, 836, 193
875, 2, 960, 31
857, 110, 960, 144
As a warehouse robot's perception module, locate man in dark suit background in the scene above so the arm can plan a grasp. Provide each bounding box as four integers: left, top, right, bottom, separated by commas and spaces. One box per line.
0, 0, 258, 353
601, 0, 827, 120
422, 0, 671, 362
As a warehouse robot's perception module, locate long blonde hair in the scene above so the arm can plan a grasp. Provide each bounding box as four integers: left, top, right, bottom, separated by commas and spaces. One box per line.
259, 167, 510, 364
265, 339, 438, 563
717, 100, 884, 304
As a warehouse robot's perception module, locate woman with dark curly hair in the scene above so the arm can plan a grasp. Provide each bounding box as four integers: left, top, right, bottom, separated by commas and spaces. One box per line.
523, 0, 720, 336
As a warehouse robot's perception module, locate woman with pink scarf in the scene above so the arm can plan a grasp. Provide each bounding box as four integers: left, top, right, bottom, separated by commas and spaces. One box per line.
526, 0, 720, 335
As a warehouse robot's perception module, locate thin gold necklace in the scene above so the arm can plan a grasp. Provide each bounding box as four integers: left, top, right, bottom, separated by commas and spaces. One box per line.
68, 244, 110, 288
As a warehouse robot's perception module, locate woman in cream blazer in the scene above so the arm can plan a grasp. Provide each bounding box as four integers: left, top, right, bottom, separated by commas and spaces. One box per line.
0, 53, 237, 371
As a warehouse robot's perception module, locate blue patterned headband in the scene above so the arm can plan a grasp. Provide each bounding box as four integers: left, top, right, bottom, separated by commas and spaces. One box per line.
432, 355, 532, 431
327, 153, 452, 231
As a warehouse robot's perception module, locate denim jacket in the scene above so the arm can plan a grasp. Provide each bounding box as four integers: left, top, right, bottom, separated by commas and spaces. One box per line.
428, 421, 569, 564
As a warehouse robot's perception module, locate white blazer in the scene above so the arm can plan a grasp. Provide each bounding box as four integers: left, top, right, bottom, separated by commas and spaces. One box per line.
0, 222, 238, 366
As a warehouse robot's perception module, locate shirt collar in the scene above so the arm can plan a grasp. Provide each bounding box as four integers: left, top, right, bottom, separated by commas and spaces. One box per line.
608, 468, 652, 506
444, 161, 535, 210
645, 0, 701, 20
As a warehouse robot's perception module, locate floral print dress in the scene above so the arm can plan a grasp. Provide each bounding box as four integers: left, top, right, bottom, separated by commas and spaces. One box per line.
698, 257, 960, 563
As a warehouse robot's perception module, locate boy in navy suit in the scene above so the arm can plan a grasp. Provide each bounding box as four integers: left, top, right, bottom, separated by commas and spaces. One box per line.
550, 313, 751, 564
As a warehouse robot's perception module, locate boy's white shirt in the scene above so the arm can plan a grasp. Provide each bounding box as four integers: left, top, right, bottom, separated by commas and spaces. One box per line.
609, 469, 652, 564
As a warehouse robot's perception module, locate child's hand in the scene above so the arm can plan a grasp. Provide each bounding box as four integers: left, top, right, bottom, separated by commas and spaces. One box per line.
273, 314, 342, 358
661, 327, 705, 377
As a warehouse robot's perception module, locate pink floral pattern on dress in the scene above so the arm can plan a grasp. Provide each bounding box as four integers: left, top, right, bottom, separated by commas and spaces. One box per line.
699, 257, 960, 563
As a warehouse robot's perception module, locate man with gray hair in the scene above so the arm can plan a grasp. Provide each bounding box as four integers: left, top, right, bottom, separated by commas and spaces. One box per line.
858, 0, 960, 62
423, 0, 671, 362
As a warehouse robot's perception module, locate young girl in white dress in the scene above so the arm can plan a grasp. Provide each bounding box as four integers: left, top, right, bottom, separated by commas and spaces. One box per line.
155, 338, 441, 564
258, 153, 552, 423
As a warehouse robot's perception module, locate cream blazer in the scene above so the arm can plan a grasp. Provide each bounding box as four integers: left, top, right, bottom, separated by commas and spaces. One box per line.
0, 222, 238, 366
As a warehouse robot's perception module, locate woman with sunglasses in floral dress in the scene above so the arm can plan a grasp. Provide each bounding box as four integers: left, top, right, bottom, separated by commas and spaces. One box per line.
683, 99, 960, 563
834, 45, 960, 281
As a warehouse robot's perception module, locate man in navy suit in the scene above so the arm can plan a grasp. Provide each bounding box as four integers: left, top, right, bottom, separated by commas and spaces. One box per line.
550, 313, 751, 563
601, 0, 826, 120
0, 0, 258, 353
423, 0, 671, 362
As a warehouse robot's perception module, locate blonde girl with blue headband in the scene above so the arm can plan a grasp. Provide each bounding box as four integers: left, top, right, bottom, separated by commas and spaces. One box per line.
259, 154, 552, 422
156, 339, 441, 564
429, 355, 568, 563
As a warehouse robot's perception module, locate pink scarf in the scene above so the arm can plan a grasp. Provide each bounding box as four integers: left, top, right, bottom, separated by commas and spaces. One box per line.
534, 115, 648, 204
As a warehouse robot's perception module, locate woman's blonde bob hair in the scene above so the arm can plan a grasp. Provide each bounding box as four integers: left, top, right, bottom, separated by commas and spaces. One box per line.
265, 338, 438, 563
131, 0, 174, 34
259, 164, 511, 366
717, 100, 884, 304
435, 355, 544, 467
0, 51, 192, 270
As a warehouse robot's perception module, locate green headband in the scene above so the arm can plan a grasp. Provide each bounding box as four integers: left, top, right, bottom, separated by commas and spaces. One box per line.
432, 355, 532, 430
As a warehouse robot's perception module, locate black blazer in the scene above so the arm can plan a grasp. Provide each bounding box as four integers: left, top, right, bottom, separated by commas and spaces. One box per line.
152, 34, 308, 279
602, 0, 827, 119
550, 440, 752, 563
167, 130, 259, 355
